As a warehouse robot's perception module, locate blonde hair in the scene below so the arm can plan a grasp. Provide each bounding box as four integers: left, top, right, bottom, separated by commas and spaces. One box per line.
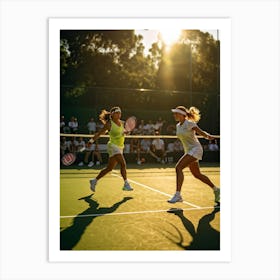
175, 105, 201, 123
187, 106, 201, 123
99, 109, 111, 124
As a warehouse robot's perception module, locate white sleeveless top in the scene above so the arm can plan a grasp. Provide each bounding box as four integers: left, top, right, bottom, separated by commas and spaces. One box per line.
176, 119, 201, 153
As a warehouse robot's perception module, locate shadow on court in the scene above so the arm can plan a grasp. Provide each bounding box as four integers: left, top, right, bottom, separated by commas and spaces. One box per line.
60, 194, 133, 250
165, 207, 220, 250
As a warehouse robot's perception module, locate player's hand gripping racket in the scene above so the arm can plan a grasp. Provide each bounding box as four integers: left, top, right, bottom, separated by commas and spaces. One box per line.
124, 116, 137, 133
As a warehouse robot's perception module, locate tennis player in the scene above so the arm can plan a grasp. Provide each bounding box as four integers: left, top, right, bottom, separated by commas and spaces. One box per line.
168, 106, 220, 203
89, 107, 133, 192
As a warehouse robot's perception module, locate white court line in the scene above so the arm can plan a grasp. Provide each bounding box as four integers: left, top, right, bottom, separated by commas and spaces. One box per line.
60, 206, 219, 219
111, 172, 201, 209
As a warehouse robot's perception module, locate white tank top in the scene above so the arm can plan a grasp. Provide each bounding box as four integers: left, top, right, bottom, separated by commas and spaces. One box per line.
176, 119, 201, 153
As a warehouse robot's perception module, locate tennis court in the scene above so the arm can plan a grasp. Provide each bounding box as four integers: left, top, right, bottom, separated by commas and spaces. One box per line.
60, 164, 220, 250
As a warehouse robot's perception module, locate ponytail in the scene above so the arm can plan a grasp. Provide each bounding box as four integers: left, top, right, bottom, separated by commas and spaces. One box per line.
99, 109, 111, 124
186, 106, 201, 123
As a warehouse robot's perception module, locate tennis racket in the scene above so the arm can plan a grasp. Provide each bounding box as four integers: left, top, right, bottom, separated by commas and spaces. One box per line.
61, 153, 76, 166
124, 116, 137, 133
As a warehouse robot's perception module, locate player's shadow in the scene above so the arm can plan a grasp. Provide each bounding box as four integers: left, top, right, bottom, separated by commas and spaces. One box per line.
60, 194, 133, 250
165, 207, 220, 250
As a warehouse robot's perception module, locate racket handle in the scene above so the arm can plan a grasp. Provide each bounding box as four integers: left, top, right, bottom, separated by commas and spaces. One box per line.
79, 147, 86, 152
89, 138, 95, 144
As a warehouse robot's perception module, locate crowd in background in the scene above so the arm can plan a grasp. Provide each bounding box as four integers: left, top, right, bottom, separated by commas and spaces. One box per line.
60, 115, 219, 167
60, 115, 178, 135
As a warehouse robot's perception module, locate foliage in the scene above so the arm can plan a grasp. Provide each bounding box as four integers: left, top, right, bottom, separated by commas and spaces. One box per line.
156, 30, 219, 92
60, 29, 219, 97
60, 30, 159, 98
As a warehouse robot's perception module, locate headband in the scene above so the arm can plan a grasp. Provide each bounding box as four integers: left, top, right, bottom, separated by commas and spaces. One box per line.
111, 108, 121, 113
171, 108, 187, 116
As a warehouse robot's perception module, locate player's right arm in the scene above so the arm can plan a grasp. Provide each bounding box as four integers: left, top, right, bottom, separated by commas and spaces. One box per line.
90, 121, 111, 143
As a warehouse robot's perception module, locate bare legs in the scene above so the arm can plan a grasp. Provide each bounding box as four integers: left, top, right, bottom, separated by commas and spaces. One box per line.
175, 154, 216, 192
175, 154, 197, 192
96, 156, 117, 180
96, 153, 127, 181
114, 154, 127, 180
188, 161, 215, 188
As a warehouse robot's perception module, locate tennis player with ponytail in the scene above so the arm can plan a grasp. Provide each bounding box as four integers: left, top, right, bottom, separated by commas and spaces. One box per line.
168, 106, 220, 204
89, 107, 133, 192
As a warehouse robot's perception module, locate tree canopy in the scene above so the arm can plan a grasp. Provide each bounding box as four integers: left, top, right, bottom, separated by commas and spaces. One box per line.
60, 29, 219, 97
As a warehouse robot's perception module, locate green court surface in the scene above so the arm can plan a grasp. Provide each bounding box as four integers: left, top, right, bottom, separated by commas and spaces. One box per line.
60, 164, 220, 250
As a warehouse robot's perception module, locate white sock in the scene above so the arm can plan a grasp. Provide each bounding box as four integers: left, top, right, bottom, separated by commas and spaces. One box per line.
124, 179, 128, 184
213, 186, 218, 191
176, 191, 181, 196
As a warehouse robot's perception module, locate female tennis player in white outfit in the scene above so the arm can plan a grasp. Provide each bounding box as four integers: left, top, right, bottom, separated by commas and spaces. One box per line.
168, 106, 220, 204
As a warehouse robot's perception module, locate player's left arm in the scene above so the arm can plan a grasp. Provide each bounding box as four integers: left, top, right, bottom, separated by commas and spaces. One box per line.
192, 126, 215, 140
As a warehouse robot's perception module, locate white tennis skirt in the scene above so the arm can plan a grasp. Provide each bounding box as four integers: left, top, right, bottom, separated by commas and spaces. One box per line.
107, 143, 124, 158
185, 145, 203, 161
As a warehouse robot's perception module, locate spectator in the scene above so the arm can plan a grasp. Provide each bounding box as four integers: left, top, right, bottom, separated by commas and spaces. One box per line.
130, 138, 140, 153
87, 117, 97, 134
78, 140, 102, 167
140, 138, 152, 153
60, 137, 68, 157
166, 140, 175, 163
68, 117, 78, 133
166, 124, 176, 135
154, 117, 164, 133
67, 137, 78, 153
208, 140, 219, 151
60, 116, 65, 133
174, 139, 184, 152
61, 116, 70, 133
137, 120, 145, 134
145, 120, 155, 135
151, 131, 166, 164
166, 141, 175, 153
76, 137, 86, 151
160, 119, 168, 134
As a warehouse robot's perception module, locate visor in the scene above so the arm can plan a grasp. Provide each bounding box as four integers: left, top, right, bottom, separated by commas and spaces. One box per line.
171, 108, 187, 116
111, 108, 121, 113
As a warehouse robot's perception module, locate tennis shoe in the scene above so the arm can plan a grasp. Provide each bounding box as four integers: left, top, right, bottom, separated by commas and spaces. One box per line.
78, 162, 84, 166
123, 182, 133, 191
168, 193, 183, 203
214, 188, 220, 203
88, 161, 94, 167
89, 178, 97, 192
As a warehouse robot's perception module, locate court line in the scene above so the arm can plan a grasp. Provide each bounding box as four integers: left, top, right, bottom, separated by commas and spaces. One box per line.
111, 172, 201, 209
60, 206, 219, 219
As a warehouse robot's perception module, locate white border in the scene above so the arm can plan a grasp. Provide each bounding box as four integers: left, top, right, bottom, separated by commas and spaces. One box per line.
49, 18, 231, 262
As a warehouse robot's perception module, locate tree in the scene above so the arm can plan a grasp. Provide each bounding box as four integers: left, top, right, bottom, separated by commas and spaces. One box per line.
60, 30, 158, 99
156, 30, 220, 93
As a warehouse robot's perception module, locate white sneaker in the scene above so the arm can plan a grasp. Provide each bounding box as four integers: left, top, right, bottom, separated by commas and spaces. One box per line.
78, 162, 84, 166
96, 161, 100, 165
168, 193, 183, 203
137, 160, 141, 165
89, 178, 97, 192
123, 182, 133, 191
161, 159, 165, 164
88, 161, 94, 167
